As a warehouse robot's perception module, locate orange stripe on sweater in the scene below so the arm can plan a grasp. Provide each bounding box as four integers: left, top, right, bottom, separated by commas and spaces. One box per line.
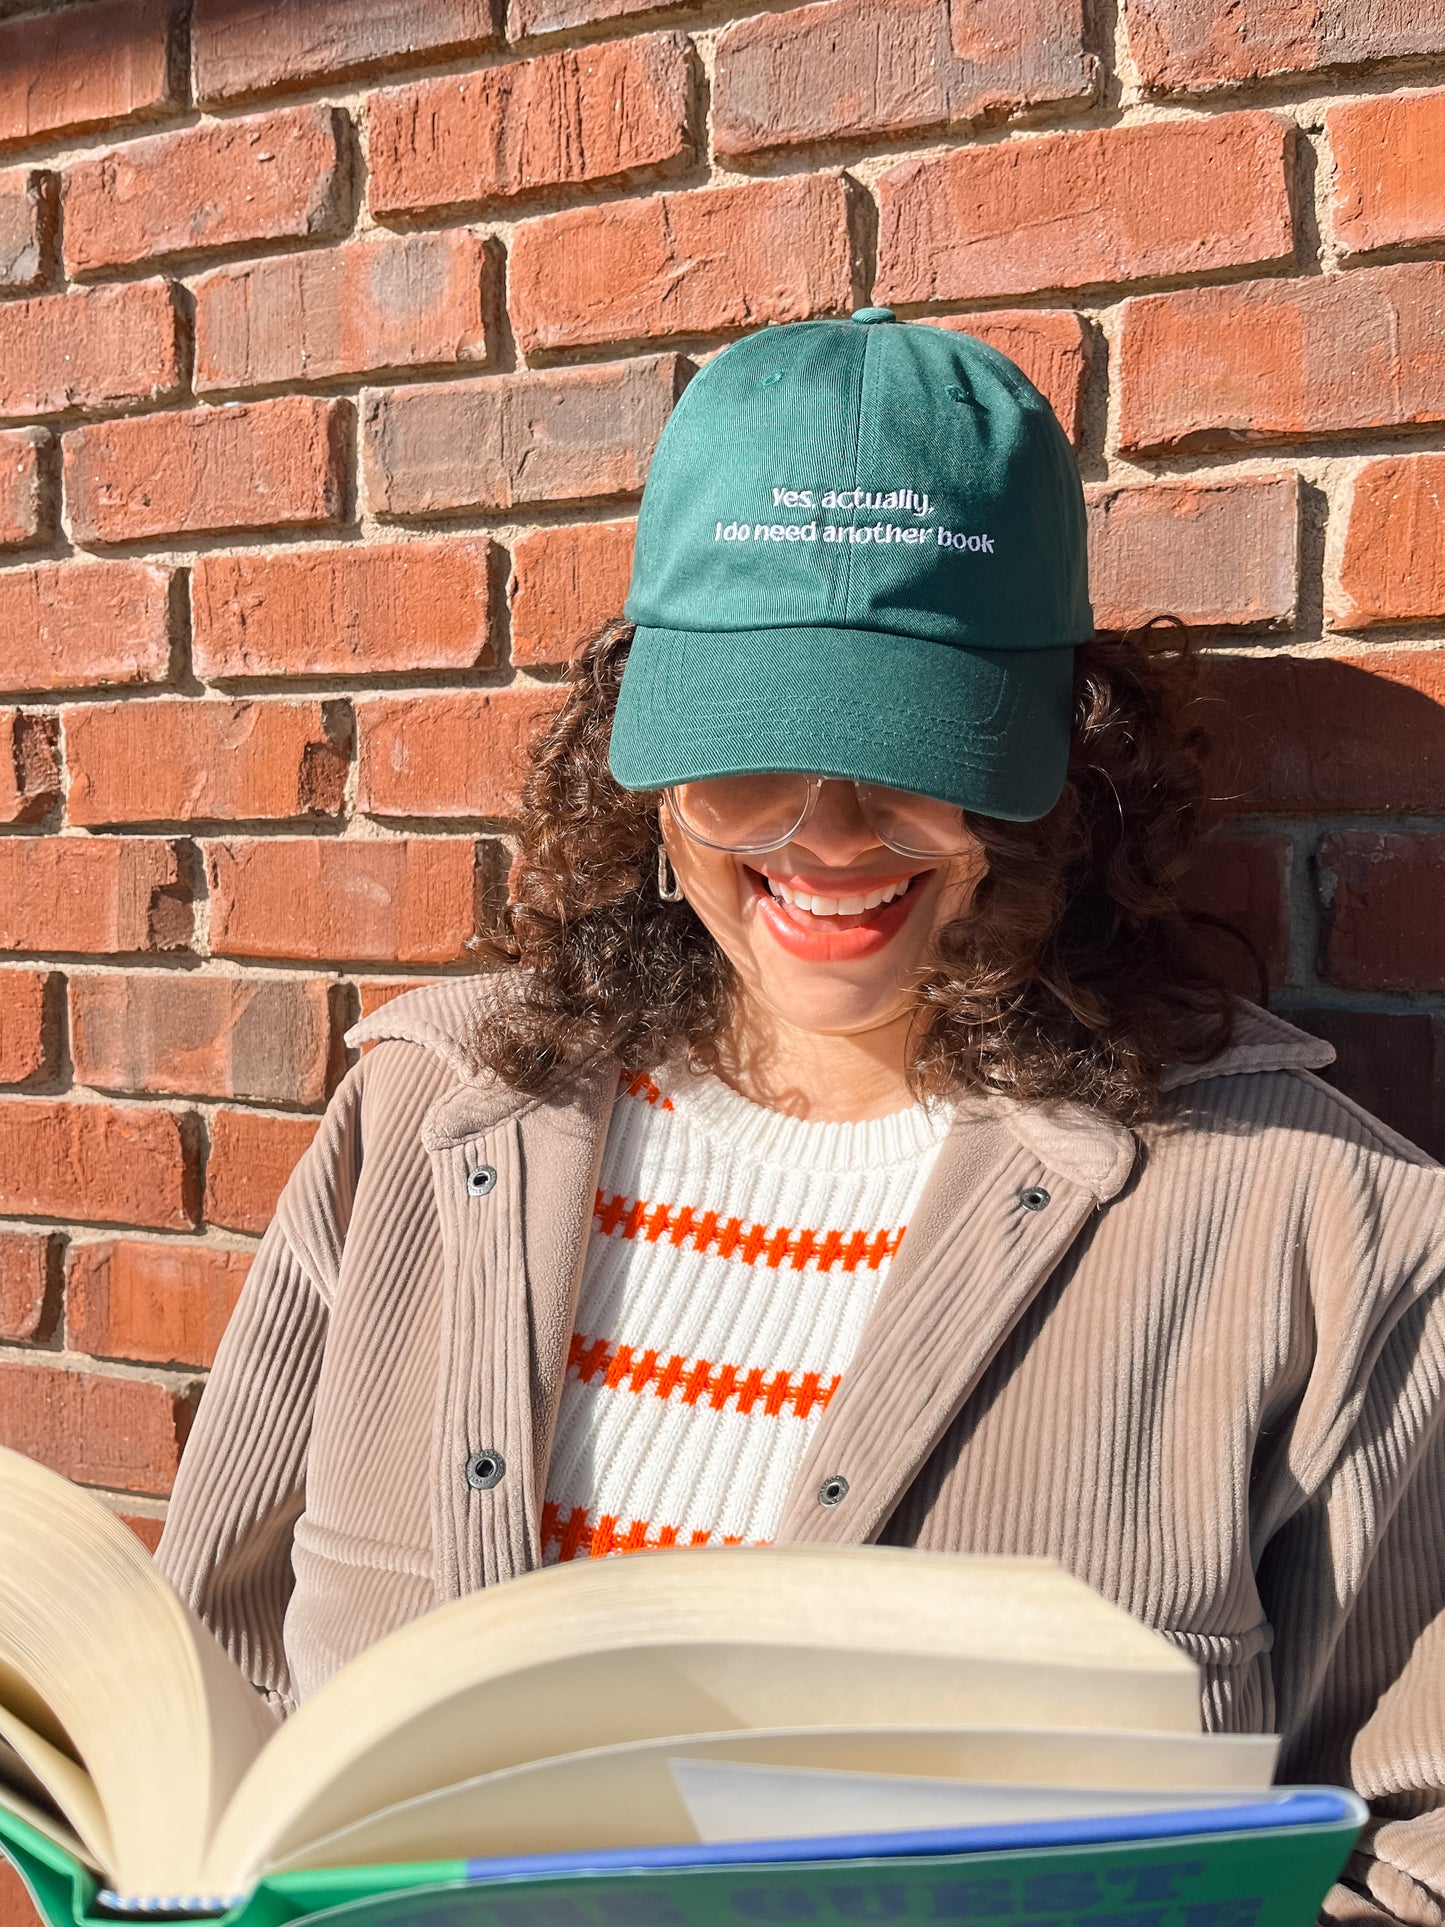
592, 1189, 906, 1273
566, 1330, 841, 1419
621, 1070, 674, 1111
541, 1500, 766, 1563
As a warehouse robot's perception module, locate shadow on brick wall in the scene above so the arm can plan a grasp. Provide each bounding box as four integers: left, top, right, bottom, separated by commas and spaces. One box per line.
1199, 653, 1445, 1161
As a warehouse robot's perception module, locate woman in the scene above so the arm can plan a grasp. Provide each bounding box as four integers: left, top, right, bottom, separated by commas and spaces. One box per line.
158, 311, 1445, 1924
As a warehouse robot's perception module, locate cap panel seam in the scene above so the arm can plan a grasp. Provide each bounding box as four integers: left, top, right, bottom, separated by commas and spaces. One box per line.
841, 326, 869, 628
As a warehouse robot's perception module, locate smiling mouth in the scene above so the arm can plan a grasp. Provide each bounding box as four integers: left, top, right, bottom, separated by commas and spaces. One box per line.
763, 873, 916, 917
745, 865, 930, 939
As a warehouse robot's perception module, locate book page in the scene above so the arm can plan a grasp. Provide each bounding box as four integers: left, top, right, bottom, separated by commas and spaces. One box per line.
670, 1758, 1295, 1844
0, 1705, 113, 1871
204, 1545, 1201, 1889
0, 1449, 274, 1898
272, 1724, 1279, 1870
0, 1780, 104, 1877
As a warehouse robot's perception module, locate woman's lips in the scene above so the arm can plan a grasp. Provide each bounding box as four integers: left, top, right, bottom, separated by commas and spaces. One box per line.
746, 867, 930, 961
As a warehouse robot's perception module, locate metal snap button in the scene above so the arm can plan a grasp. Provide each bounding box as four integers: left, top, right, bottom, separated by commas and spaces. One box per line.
465, 1448, 505, 1490
467, 1164, 497, 1197
1020, 1186, 1051, 1212
818, 1474, 849, 1508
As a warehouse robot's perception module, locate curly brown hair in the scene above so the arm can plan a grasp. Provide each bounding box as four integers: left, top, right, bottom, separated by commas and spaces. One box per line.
474, 619, 1250, 1121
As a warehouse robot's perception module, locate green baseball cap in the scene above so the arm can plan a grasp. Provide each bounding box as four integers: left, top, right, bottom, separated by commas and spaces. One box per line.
609, 307, 1092, 822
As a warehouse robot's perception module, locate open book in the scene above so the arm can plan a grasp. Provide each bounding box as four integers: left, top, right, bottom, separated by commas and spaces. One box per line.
0, 1446, 1288, 1910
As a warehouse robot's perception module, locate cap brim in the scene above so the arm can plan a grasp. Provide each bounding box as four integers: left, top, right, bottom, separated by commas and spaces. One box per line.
609, 624, 1076, 822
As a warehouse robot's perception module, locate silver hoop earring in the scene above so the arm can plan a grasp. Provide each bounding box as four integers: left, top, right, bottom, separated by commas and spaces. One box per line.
657, 843, 683, 902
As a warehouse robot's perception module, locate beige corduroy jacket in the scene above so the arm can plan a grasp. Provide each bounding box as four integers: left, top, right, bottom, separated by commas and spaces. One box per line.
156, 978, 1445, 1927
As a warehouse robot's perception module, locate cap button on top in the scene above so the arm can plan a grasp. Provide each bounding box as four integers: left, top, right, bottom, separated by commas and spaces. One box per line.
850, 306, 896, 325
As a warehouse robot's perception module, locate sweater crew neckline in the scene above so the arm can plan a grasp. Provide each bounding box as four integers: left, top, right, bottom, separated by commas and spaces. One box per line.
658, 1064, 953, 1174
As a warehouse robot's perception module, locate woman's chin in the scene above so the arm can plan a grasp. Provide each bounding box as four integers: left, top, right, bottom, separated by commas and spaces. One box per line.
744, 948, 919, 1039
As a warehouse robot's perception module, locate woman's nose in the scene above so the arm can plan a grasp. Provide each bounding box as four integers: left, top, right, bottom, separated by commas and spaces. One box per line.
790, 782, 885, 867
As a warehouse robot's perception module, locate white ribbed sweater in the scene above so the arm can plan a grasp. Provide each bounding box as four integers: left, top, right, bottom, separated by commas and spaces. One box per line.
541, 1066, 952, 1563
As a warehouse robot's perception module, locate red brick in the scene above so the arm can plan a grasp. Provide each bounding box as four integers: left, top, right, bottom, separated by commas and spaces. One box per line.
0, 427, 49, 550
510, 521, 634, 666
0, 0, 175, 154
206, 838, 482, 965
63, 106, 348, 278
193, 0, 496, 104
1116, 263, 1445, 456
511, 175, 854, 356
206, 1107, 319, 1233
1086, 474, 1298, 633
1181, 833, 1290, 993
922, 312, 1091, 445
0, 969, 59, 1086
194, 231, 489, 394
64, 698, 350, 826
1288, 1009, 1445, 1165
0, 1229, 56, 1341
192, 540, 494, 680
365, 357, 685, 518
357, 689, 562, 819
1207, 650, 1445, 816
0, 560, 173, 694
119, 1508, 164, 1552
1329, 91, 1445, 258
71, 972, 340, 1104
0, 1098, 195, 1228
368, 34, 690, 219
0, 1359, 193, 1496
876, 114, 1292, 306
0, 708, 60, 823
1125, 0, 1445, 95
66, 397, 351, 545
67, 1238, 251, 1368
0, 838, 192, 954
714, 0, 1091, 158
354, 977, 435, 1019
1332, 454, 1445, 629
0, 281, 181, 419
0, 165, 54, 290
1319, 833, 1445, 993
0, 1878, 44, 1927
1, 1858, 35, 1927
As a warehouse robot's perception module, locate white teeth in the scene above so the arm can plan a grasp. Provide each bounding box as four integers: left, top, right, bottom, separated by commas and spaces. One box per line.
766, 876, 911, 917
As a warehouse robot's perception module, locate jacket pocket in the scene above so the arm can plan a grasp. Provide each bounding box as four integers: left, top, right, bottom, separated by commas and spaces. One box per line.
291, 1508, 433, 1580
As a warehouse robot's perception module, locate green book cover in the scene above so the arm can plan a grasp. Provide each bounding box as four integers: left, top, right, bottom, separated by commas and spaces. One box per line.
0, 1792, 1366, 1927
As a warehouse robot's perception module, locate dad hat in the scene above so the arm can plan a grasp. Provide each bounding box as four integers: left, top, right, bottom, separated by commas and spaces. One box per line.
609, 307, 1093, 823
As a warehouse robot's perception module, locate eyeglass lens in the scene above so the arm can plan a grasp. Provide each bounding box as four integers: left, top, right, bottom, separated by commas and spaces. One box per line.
667, 775, 973, 857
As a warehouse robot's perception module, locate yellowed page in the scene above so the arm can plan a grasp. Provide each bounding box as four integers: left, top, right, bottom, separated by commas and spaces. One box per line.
206, 1545, 1199, 1889
274, 1723, 1277, 1871
0, 1783, 103, 1875
0, 1705, 114, 1871
668, 1757, 1292, 1844
0, 1449, 274, 1898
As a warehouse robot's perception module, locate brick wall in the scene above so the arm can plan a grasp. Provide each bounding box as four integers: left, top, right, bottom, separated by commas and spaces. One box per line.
3, 4, 1445, 1897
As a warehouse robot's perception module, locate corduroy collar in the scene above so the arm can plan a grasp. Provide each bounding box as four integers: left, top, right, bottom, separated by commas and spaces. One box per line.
346, 977, 1335, 1202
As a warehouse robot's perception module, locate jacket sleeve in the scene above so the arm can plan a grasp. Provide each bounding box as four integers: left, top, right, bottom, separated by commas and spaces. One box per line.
1256, 1136, 1445, 1927
155, 1061, 367, 1717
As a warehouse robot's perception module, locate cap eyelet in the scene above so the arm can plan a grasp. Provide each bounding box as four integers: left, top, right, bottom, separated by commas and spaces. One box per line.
818, 1474, 849, 1508
1020, 1185, 1051, 1212
467, 1164, 497, 1197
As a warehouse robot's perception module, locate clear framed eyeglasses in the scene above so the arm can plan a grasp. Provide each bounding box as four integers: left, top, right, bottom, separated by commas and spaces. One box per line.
664, 773, 975, 860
